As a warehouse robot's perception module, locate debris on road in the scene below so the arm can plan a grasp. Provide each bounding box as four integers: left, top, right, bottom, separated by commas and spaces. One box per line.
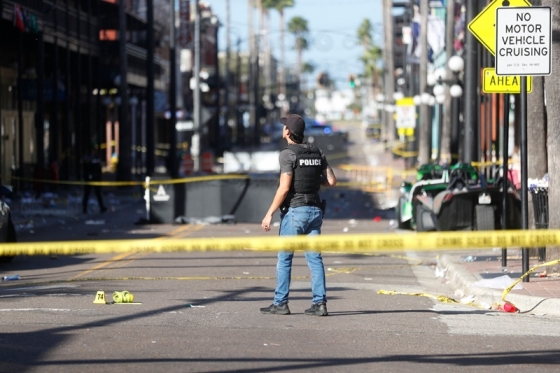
85, 220, 105, 225
1, 275, 20, 281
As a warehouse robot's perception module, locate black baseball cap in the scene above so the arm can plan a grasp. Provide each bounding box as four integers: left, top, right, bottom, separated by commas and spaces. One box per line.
280, 114, 305, 138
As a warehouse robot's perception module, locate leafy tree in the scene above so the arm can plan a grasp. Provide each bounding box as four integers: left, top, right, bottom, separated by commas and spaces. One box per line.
359, 46, 383, 79
357, 19, 373, 48
302, 62, 315, 75
262, 0, 294, 96
287, 16, 309, 78
357, 19, 382, 82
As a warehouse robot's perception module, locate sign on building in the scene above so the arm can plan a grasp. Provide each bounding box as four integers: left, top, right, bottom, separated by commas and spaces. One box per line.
395, 98, 416, 129
495, 7, 551, 76
178, 0, 191, 49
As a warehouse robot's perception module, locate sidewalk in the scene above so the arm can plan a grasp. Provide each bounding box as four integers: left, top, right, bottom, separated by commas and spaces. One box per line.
438, 249, 560, 317
367, 141, 560, 318
9, 186, 143, 229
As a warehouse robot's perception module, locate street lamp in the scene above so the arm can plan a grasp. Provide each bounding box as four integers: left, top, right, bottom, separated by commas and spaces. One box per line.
448, 56, 464, 163
448, 55, 464, 75
376, 93, 385, 123
420, 92, 432, 105
433, 84, 445, 98
432, 56, 465, 164
449, 84, 463, 98
405, 94, 422, 169
427, 71, 438, 87
434, 92, 445, 162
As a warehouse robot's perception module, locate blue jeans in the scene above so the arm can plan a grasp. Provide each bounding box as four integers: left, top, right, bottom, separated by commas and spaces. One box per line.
274, 205, 326, 306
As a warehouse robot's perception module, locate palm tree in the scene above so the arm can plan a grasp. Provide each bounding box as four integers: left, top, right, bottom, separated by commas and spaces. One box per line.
262, 0, 294, 98
287, 16, 309, 80
357, 19, 373, 49
357, 19, 383, 87
301, 61, 315, 93
543, 0, 559, 264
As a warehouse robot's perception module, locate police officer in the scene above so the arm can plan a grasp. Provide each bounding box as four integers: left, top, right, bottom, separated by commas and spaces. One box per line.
260, 114, 337, 316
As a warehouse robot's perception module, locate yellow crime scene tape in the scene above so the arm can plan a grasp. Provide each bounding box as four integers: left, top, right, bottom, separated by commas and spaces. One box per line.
8, 174, 250, 187
378, 258, 560, 313
2, 229, 560, 257
377, 290, 463, 305
7, 165, 417, 192
501, 258, 560, 301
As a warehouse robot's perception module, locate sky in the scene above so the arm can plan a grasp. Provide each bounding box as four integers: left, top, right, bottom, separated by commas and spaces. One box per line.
206, 0, 384, 88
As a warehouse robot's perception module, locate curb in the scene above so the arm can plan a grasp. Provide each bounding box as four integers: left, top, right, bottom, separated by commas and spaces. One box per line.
438, 253, 560, 317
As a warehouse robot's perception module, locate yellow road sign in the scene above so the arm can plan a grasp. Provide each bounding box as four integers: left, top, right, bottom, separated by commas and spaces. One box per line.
468, 0, 532, 56
482, 68, 532, 93
396, 97, 414, 106
395, 97, 416, 129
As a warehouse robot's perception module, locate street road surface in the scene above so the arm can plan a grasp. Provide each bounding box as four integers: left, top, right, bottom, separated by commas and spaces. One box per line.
1, 122, 558, 372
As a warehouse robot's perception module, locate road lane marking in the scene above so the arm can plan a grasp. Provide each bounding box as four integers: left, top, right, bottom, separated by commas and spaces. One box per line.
173, 225, 204, 238
70, 252, 134, 279
71, 226, 205, 281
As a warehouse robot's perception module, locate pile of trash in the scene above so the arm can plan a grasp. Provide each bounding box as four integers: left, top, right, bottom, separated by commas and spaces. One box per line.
529, 173, 549, 191
174, 214, 236, 225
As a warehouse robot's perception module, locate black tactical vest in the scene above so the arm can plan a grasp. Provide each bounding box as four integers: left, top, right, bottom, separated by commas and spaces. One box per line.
286, 143, 323, 196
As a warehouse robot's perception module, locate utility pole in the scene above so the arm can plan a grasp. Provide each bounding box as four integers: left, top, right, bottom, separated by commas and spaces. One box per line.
418, 0, 429, 165
193, 0, 201, 170
462, 0, 478, 164
225, 0, 231, 143
169, 0, 178, 178
382, 0, 395, 144
117, 0, 131, 181
213, 18, 221, 157
235, 36, 242, 145
146, 0, 155, 176
440, 0, 455, 163
248, 0, 258, 147
279, 7, 286, 102
261, 1, 271, 122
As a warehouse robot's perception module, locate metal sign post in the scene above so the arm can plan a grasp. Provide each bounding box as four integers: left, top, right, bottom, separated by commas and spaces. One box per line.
468, 0, 532, 269
495, 6, 552, 281
520, 77, 529, 280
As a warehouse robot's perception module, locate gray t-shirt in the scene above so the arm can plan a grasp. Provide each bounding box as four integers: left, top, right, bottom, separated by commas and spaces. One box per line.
279, 143, 328, 208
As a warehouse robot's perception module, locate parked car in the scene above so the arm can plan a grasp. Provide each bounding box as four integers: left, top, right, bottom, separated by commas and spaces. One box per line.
269, 121, 285, 144
395, 163, 521, 232
305, 118, 349, 142
365, 122, 382, 139
0, 185, 17, 263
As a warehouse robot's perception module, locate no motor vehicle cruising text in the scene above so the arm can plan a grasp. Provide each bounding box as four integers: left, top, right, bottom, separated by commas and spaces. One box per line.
495, 7, 552, 76
499, 27, 547, 57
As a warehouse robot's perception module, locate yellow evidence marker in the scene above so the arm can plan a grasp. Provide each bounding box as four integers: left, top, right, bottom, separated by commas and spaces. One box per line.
93, 291, 107, 304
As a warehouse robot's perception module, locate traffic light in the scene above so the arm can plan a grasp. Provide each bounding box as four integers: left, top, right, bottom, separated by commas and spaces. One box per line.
317, 72, 330, 87
348, 74, 356, 88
